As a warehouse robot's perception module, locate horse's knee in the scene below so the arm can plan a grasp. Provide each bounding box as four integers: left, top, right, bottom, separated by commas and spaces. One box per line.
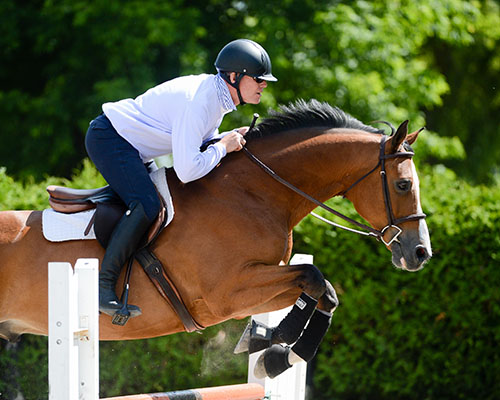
318, 280, 339, 313
294, 263, 326, 299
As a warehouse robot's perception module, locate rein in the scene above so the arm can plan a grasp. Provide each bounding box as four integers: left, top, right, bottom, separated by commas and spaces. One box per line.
242, 134, 426, 246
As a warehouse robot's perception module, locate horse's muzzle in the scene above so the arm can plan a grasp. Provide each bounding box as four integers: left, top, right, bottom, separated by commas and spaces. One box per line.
390, 222, 432, 271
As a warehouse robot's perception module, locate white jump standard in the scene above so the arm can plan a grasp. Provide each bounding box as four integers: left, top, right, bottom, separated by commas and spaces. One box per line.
48, 259, 99, 400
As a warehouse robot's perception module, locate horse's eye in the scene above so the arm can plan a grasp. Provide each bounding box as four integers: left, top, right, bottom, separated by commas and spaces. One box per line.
395, 179, 412, 193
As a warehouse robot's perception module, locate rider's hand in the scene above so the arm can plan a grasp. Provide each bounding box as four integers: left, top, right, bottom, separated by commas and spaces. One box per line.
234, 126, 249, 135
220, 130, 246, 153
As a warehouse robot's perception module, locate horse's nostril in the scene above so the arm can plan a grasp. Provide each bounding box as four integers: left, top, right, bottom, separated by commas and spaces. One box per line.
415, 245, 428, 261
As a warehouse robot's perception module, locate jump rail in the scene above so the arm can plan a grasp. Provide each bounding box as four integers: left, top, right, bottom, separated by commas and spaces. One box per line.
102, 383, 264, 400
48, 255, 310, 400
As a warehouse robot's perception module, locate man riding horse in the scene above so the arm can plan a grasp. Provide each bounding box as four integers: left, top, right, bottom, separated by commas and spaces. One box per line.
85, 39, 277, 321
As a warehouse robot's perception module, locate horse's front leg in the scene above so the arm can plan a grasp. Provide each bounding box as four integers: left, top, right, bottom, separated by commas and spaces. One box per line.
268, 262, 330, 347
231, 262, 327, 351
227, 261, 338, 379
253, 279, 338, 379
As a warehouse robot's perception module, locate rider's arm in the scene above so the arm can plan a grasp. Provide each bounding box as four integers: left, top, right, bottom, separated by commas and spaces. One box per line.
171, 106, 227, 183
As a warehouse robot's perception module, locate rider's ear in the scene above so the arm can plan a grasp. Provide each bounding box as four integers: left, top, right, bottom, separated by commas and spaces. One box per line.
407, 127, 425, 145
388, 120, 408, 153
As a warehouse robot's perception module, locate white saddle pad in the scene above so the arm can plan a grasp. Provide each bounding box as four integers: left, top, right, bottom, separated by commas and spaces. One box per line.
42, 167, 175, 242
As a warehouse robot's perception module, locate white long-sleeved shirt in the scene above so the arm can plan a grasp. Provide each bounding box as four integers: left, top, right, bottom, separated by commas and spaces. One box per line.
102, 73, 236, 183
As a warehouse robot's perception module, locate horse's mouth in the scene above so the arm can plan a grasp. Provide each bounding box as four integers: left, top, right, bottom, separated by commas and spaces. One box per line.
397, 255, 424, 272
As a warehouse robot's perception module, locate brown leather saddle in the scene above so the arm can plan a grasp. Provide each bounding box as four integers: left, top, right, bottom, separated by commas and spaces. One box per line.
46, 182, 204, 331
47, 185, 166, 246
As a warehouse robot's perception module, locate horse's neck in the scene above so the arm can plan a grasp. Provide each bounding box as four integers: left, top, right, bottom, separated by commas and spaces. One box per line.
249, 129, 380, 227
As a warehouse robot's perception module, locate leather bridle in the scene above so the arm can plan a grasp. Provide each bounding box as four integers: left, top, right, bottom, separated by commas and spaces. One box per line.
242, 134, 426, 246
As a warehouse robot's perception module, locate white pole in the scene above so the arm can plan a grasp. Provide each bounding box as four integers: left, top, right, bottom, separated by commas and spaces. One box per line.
76, 259, 100, 400
49, 259, 99, 400
49, 262, 79, 400
247, 253, 312, 400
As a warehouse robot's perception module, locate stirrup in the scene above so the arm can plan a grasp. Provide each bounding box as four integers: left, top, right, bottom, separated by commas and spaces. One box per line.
110, 306, 142, 325
112, 305, 132, 326
111, 282, 142, 326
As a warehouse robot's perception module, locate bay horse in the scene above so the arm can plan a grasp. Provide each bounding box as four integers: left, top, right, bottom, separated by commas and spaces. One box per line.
0, 100, 431, 379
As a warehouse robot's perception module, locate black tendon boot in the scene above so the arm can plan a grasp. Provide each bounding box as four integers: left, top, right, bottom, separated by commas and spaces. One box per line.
291, 309, 332, 362
271, 292, 318, 345
99, 201, 152, 319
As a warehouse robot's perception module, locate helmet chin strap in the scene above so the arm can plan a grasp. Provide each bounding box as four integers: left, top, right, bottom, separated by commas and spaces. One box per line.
221, 72, 246, 106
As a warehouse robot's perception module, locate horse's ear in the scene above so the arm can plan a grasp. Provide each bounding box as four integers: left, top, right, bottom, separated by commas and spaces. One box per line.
407, 127, 425, 145
388, 120, 408, 153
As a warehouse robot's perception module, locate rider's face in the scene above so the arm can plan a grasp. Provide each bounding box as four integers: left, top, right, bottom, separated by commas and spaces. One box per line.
238, 75, 267, 105
228, 73, 267, 105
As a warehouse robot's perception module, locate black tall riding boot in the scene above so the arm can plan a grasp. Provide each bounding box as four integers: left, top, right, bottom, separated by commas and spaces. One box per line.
99, 201, 152, 318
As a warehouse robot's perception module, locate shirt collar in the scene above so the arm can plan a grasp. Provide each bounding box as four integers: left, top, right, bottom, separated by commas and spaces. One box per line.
215, 73, 236, 112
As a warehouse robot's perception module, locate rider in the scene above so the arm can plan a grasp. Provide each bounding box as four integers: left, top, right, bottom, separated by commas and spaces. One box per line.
85, 39, 277, 321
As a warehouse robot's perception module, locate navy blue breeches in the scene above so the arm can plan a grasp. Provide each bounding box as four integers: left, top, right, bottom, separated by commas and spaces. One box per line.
85, 114, 162, 223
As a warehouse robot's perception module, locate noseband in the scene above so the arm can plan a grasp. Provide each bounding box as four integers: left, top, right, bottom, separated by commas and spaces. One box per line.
242, 134, 426, 246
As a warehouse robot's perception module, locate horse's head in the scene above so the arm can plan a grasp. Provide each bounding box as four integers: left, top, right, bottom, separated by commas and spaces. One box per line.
243, 100, 431, 271
345, 121, 432, 271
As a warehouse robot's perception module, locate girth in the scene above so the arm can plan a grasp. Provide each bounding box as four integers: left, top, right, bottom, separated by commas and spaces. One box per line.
135, 249, 204, 332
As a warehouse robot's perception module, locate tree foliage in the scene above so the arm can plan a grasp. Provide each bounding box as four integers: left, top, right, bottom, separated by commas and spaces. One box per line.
0, 0, 498, 181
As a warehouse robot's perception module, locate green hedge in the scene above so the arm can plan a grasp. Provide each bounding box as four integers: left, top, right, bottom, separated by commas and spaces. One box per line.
1, 161, 499, 399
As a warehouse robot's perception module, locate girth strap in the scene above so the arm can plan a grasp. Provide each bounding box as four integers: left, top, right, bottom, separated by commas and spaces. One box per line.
135, 248, 204, 333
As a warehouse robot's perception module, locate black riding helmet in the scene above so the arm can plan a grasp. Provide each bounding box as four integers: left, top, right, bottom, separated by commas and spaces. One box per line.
215, 39, 277, 105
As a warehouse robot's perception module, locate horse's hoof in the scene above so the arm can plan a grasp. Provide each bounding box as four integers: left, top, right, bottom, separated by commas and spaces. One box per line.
234, 322, 252, 354
234, 320, 273, 354
254, 344, 292, 379
254, 352, 267, 379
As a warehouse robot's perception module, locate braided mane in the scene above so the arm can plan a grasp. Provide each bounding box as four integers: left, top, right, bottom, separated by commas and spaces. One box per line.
247, 99, 383, 140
